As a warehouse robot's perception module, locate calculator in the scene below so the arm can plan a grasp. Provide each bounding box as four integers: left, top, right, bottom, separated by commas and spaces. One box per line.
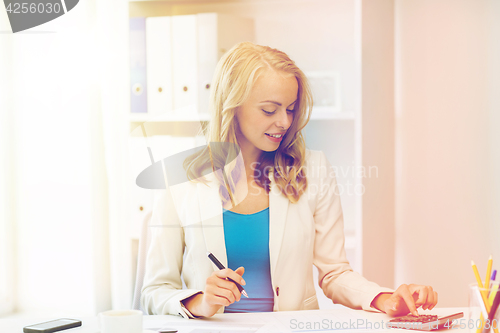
387, 312, 464, 331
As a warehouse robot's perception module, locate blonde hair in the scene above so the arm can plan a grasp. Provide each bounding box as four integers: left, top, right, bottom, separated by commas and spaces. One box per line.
184, 42, 313, 204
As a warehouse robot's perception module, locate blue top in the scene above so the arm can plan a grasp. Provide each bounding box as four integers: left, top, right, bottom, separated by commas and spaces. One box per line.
222, 207, 274, 313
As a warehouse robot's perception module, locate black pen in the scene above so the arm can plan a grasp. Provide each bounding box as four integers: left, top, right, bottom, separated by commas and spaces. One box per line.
206, 252, 249, 298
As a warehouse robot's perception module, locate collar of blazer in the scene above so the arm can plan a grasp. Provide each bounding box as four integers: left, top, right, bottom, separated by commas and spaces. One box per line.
196, 168, 289, 281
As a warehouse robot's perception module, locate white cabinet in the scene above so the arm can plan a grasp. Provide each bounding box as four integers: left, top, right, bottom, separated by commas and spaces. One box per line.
196, 13, 254, 115
134, 12, 254, 120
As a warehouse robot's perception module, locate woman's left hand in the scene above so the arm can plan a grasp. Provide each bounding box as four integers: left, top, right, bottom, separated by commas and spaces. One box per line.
372, 284, 438, 317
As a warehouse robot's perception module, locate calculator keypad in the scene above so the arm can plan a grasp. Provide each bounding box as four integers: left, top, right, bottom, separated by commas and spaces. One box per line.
390, 315, 438, 323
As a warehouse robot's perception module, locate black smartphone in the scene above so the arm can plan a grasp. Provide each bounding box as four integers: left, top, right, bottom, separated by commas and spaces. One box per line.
23, 318, 82, 333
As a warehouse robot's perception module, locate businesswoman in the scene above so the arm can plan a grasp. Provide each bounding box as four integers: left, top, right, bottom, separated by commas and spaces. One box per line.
141, 42, 438, 318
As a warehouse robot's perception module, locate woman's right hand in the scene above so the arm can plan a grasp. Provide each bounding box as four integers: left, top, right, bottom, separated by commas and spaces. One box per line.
182, 267, 246, 317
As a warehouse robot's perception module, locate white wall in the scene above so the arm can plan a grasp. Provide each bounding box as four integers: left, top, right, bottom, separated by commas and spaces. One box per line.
360, 0, 395, 289
395, 0, 500, 307
488, 0, 500, 271
0, 0, 114, 315
0, 8, 16, 316
11, 31, 94, 314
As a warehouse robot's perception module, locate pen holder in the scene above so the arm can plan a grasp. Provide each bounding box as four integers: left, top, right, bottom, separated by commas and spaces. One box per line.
469, 283, 500, 333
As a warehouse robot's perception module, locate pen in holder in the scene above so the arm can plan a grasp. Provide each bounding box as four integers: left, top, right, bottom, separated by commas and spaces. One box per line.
469, 283, 500, 333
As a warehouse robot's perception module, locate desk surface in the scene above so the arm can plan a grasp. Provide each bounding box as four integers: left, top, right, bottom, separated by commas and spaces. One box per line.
0, 307, 469, 333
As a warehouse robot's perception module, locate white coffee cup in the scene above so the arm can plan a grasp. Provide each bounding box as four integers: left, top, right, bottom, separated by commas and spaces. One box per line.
99, 309, 143, 333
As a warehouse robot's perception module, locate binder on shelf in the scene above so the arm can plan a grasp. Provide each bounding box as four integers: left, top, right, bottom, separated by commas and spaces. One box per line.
172, 15, 198, 116
197, 13, 255, 116
197, 13, 217, 117
146, 17, 173, 117
130, 13, 254, 120
129, 17, 147, 114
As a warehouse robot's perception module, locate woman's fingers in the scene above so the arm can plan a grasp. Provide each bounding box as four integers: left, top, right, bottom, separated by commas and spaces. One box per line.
214, 276, 242, 301
394, 284, 419, 316
235, 266, 245, 277
410, 285, 437, 310
214, 283, 238, 303
214, 268, 246, 285
411, 284, 428, 309
422, 288, 437, 310
429, 291, 438, 310
206, 269, 244, 305
385, 284, 439, 317
205, 280, 236, 304
423, 287, 433, 310
204, 290, 231, 306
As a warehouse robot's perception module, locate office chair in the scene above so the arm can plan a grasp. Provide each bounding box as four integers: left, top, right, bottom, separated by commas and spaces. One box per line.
132, 207, 188, 313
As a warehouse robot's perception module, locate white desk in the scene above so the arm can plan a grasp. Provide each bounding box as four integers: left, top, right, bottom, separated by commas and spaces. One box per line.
0, 308, 469, 333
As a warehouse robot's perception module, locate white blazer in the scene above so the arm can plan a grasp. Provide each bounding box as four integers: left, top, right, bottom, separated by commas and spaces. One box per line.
141, 150, 393, 318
